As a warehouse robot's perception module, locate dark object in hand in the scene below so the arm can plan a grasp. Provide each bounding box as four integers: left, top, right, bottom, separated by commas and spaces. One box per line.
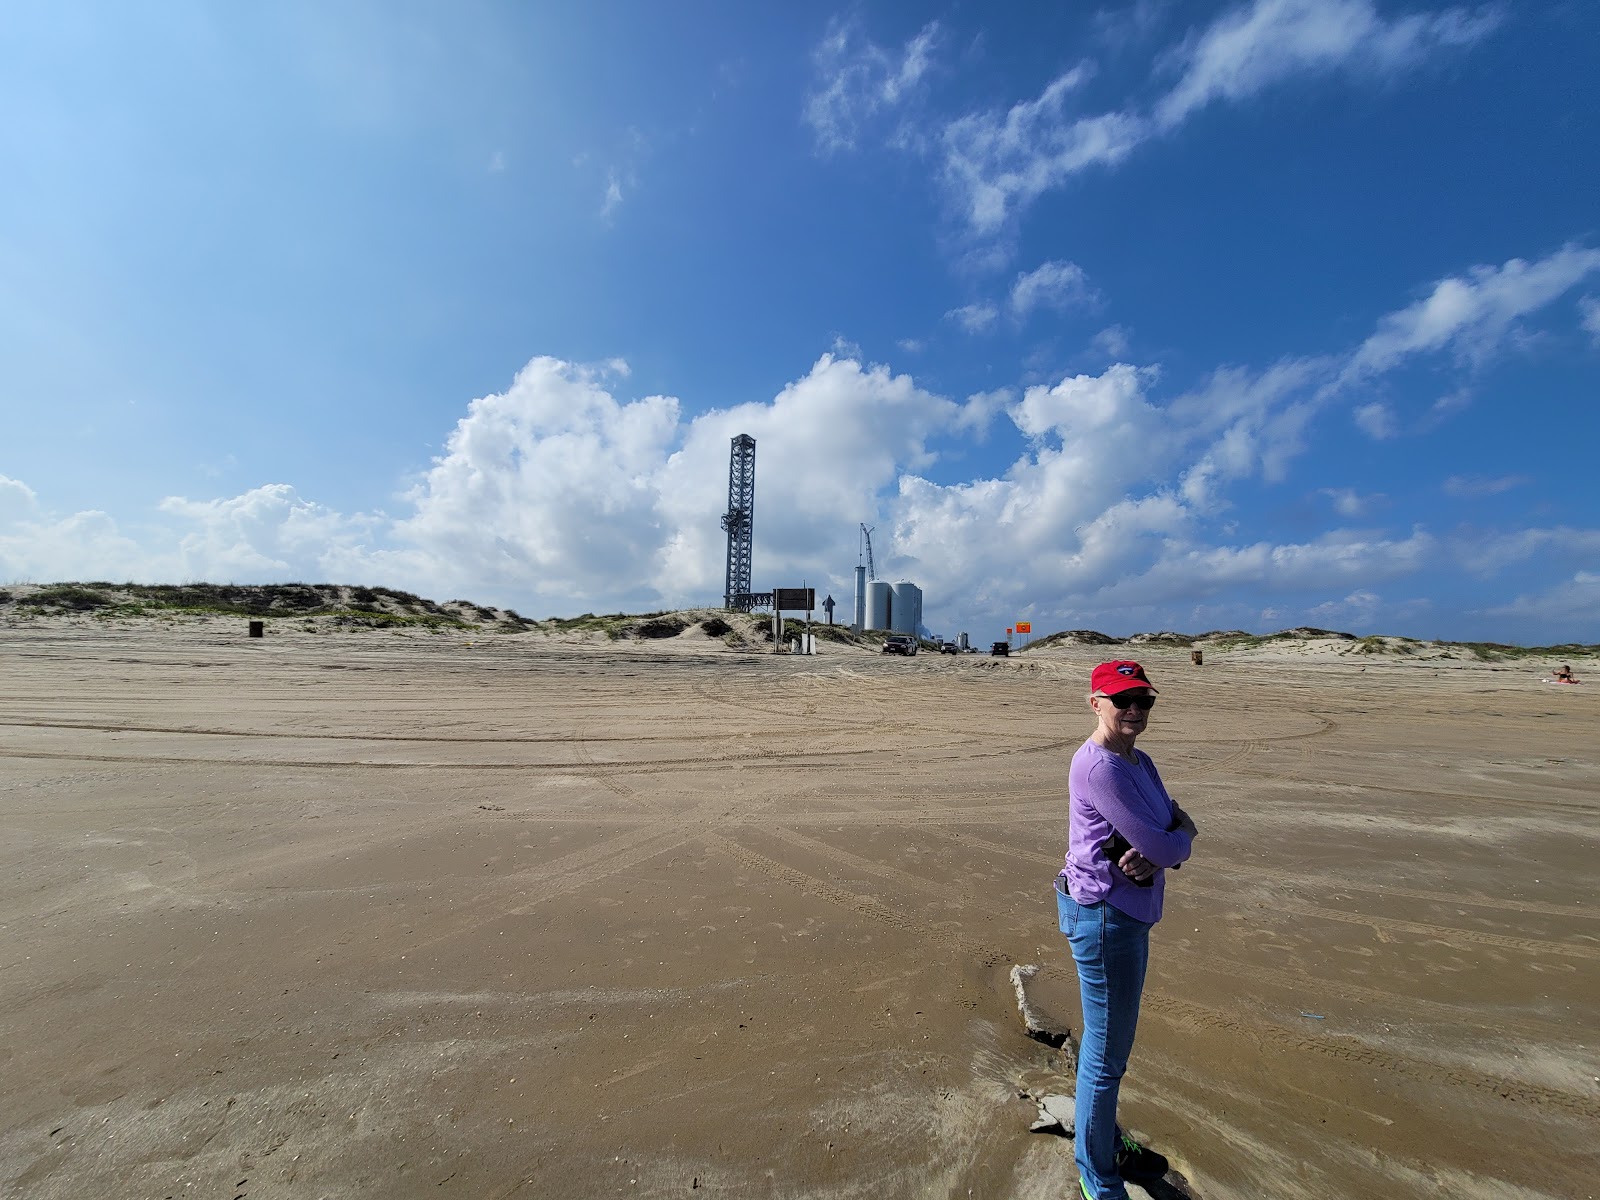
1102, 830, 1154, 887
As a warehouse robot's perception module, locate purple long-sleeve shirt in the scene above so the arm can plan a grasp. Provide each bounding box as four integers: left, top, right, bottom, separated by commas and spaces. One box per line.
1061, 738, 1193, 923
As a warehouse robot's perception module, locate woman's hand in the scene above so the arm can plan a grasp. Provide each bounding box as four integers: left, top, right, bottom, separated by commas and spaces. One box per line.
1117, 848, 1158, 883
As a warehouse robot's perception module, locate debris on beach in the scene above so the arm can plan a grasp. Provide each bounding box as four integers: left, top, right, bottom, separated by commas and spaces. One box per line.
1010, 964, 1071, 1047
1027, 1092, 1076, 1136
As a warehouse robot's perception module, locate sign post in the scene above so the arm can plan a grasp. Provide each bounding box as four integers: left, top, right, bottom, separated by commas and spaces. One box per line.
1015, 620, 1032, 648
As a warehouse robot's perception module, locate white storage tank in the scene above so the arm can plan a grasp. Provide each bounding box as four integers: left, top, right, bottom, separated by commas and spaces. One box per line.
890, 581, 922, 635
865, 580, 893, 631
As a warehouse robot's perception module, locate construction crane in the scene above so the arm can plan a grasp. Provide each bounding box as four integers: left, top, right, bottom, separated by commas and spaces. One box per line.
860, 522, 877, 581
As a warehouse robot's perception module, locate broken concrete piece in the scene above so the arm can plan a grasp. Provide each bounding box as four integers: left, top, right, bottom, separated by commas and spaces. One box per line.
1028, 1093, 1076, 1136
1010, 963, 1070, 1047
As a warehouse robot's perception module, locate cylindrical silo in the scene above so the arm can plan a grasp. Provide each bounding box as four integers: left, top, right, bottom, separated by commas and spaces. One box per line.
865, 580, 892, 631
890, 581, 921, 635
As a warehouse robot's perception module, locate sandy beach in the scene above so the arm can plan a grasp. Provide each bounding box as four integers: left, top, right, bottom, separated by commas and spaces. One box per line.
2, 617, 1596, 1198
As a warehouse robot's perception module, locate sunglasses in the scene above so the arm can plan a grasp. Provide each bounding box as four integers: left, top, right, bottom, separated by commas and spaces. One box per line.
1100, 693, 1156, 711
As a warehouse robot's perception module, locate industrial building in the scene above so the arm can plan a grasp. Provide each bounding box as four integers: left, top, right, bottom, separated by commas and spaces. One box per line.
853, 524, 924, 636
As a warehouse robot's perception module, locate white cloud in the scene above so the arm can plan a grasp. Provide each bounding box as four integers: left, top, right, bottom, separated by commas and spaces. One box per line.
1345, 244, 1600, 378
804, 19, 939, 153
392, 357, 683, 606
947, 302, 999, 333
1011, 260, 1096, 316
1305, 588, 1382, 626
159, 484, 384, 582
1428, 386, 1472, 419
1442, 474, 1528, 498
0, 505, 165, 585
0, 475, 39, 524
1155, 0, 1503, 129
1580, 296, 1600, 344
953, 388, 1013, 438
937, 0, 1496, 235
1354, 401, 1398, 439
1094, 325, 1131, 357
1124, 529, 1435, 604
897, 338, 925, 354
1093, 0, 1171, 50
1320, 487, 1383, 517
1481, 571, 1600, 628
601, 171, 624, 222
7, 230, 1595, 640
1167, 357, 1330, 485
1449, 526, 1600, 578
941, 72, 1145, 234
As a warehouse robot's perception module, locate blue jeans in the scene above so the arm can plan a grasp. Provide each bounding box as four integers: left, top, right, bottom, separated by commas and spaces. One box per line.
1059, 886, 1152, 1200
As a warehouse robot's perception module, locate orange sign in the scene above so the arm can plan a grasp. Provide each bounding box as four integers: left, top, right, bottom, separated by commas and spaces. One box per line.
1015, 622, 1032, 634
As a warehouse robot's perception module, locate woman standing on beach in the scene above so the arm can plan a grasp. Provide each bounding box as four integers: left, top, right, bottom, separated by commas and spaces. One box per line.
1057, 660, 1197, 1200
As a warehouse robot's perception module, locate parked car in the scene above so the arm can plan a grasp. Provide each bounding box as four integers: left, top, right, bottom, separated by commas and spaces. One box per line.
940, 641, 958, 654
990, 641, 1010, 656
882, 634, 918, 656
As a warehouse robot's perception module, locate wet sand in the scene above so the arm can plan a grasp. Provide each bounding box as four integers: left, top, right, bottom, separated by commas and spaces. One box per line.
1, 622, 1596, 1198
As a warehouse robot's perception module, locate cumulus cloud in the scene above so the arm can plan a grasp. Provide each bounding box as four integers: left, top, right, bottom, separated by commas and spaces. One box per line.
0, 504, 163, 585
392, 357, 683, 607
0, 475, 39, 524
804, 19, 939, 153
1010, 260, 1095, 316
953, 388, 1013, 438
7, 233, 1595, 639
159, 484, 386, 582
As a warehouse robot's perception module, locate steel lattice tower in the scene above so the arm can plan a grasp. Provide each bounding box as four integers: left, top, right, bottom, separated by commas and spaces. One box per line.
721, 434, 756, 609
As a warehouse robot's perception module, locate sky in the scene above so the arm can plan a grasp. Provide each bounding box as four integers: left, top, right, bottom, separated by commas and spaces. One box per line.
2, 0, 1598, 644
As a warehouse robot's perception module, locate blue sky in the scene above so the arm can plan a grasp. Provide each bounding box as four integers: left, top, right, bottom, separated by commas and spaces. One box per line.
3, 0, 1598, 643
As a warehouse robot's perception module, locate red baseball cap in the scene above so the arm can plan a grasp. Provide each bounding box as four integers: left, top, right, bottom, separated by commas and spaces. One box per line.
1091, 660, 1157, 695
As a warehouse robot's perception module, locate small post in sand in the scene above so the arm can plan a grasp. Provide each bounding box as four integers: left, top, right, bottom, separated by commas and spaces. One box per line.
248, 620, 264, 638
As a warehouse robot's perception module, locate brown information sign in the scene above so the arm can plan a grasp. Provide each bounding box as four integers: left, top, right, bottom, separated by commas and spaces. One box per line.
772, 588, 815, 611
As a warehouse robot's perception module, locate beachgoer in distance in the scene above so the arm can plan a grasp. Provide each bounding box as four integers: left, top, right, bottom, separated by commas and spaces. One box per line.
1056, 660, 1197, 1200
1553, 663, 1576, 683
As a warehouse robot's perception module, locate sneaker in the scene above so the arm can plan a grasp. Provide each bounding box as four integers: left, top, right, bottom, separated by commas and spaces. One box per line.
1114, 1132, 1169, 1182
